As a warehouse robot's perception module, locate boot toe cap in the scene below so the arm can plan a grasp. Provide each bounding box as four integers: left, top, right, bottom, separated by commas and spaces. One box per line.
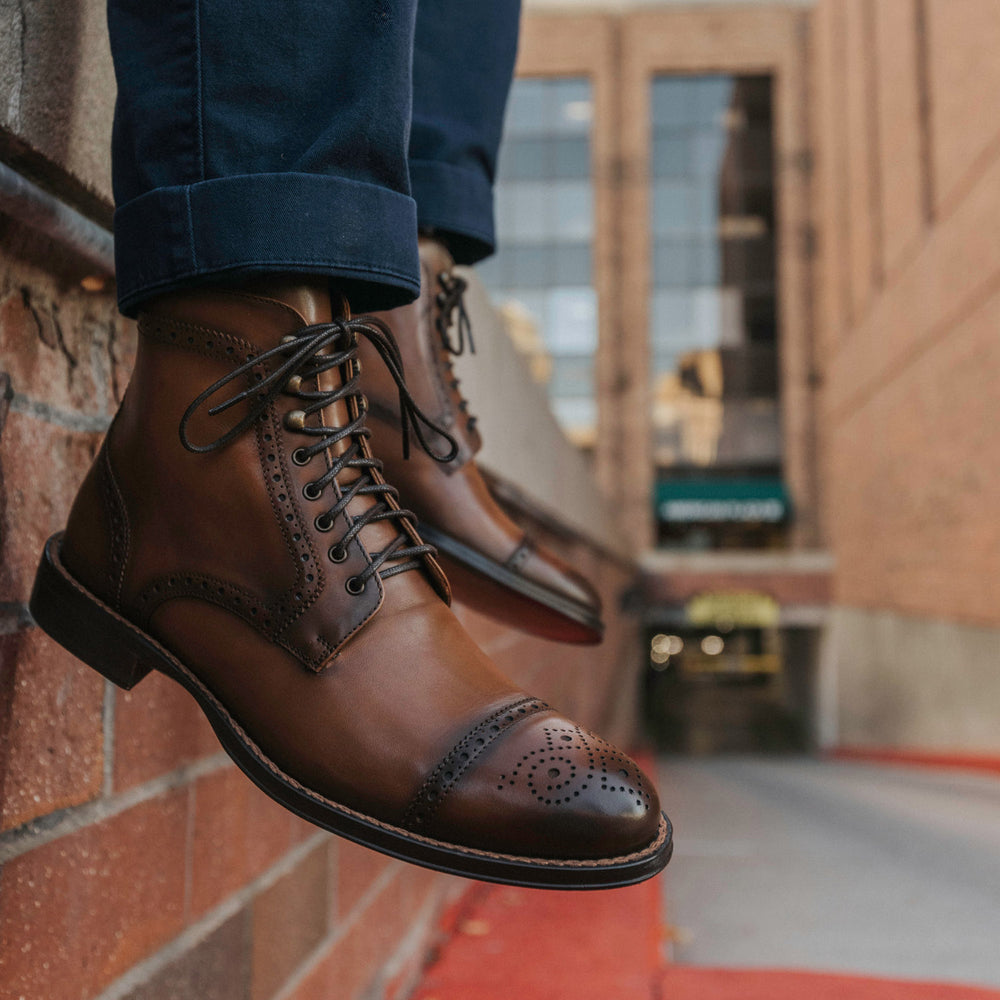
416, 710, 662, 861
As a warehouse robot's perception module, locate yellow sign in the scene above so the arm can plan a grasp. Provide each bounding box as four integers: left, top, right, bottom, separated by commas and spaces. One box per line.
686, 592, 779, 628
682, 653, 781, 675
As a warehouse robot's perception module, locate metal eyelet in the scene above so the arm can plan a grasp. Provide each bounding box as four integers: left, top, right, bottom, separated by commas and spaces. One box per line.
302, 482, 322, 501
328, 545, 348, 564
284, 409, 307, 431
345, 576, 366, 595
291, 447, 310, 466
315, 513, 334, 533
281, 334, 298, 345
285, 374, 303, 393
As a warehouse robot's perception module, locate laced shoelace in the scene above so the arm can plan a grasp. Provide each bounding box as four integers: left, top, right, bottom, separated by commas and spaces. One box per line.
433, 271, 478, 435
179, 316, 459, 592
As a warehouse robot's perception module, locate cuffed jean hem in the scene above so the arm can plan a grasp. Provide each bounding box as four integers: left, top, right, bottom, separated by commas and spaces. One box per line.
113, 172, 421, 317
408, 159, 495, 266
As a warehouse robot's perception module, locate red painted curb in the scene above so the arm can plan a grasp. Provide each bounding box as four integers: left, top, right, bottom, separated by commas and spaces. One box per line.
411, 877, 664, 1000
656, 968, 1000, 1000
829, 747, 1000, 777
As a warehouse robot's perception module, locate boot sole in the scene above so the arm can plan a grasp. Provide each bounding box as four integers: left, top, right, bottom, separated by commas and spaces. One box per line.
417, 524, 606, 645
30, 533, 671, 889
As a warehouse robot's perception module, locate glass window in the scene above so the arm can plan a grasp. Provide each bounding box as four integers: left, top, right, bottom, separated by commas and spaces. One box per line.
650, 75, 784, 549
479, 77, 598, 448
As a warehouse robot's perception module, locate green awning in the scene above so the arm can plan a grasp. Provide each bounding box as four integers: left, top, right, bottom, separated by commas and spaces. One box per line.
656, 477, 790, 524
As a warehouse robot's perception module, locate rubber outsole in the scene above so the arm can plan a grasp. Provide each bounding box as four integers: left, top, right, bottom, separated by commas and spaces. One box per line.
29, 534, 671, 889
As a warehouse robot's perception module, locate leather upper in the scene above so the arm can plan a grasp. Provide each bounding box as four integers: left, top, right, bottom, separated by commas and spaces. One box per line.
58, 280, 656, 859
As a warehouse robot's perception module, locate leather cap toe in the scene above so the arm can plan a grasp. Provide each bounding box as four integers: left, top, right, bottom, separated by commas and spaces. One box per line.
413, 710, 661, 860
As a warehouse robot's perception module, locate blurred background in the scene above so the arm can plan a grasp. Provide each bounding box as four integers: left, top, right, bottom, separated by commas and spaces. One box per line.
484, 0, 999, 763
2, 1, 999, 999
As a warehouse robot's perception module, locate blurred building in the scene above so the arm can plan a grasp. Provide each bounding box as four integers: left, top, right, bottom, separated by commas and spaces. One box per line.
483, 0, 1000, 759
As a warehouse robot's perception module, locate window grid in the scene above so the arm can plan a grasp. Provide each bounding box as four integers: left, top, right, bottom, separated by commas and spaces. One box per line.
478, 77, 598, 446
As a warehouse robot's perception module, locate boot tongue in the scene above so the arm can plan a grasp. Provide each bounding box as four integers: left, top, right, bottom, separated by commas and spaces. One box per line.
249, 277, 335, 328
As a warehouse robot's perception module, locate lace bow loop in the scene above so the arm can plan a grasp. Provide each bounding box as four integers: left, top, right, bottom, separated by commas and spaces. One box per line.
435, 273, 475, 357
178, 317, 459, 464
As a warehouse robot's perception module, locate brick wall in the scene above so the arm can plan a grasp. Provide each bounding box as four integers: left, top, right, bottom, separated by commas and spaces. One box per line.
812, 0, 1000, 751
0, 227, 641, 1000
813, 0, 1000, 628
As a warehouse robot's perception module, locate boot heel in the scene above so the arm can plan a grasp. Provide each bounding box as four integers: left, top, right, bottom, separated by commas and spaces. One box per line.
29, 534, 153, 691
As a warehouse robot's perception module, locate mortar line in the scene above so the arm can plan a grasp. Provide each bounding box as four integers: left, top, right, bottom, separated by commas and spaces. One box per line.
91, 831, 329, 1000
272, 861, 405, 1000
0, 751, 231, 863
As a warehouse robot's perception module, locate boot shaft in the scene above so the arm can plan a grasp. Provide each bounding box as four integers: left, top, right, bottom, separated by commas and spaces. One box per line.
62, 283, 448, 672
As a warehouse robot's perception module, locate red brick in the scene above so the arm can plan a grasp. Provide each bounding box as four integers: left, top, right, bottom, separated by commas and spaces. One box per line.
0, 283, 128, 419
121, 910, 252, 1000
251, 842, 330, 1000
926, 0, 1000, 210
0, 790, 188, 1000
336, 839, 394, 922
0, 409, 101, 604
113, 671, 220, 792
844, 0, 878, 319
291, 866, 444, 1000
189, 767, 303, 918
827, 289, 1000, 624
642, 569, 833, 606
0, 628, 104, 831
874, 0, 925, 275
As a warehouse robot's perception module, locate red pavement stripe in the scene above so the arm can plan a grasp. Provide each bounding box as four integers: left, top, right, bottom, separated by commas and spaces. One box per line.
410, 876, 664, 1000
656, 968, 1000, 1000
830, 747, 1000, 777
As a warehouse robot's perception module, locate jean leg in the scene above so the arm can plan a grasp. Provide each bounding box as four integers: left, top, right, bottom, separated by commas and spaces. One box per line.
108, 0, 420, 315
408, 0, 521, 265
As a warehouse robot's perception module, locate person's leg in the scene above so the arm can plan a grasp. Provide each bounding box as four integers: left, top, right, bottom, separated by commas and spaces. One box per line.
30, 0, 670, 887
408, 0, 522, 264
108, 0, 421, 315
360, 0, 605, 642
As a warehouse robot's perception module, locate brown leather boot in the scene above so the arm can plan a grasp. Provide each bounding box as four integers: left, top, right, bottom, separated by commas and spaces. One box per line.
361, 237, 604, 645
29, 280, 671, 887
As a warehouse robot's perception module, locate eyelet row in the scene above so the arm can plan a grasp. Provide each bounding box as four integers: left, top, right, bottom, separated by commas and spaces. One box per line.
281, 405, 366, 595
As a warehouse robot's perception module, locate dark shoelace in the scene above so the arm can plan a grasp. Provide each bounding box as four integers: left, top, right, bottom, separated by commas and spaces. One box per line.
433, 271, 478, 434
179, 316, 459, 590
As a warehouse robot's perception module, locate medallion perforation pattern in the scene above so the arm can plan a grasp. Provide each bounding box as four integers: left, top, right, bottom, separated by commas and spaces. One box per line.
498, 724, 653, 812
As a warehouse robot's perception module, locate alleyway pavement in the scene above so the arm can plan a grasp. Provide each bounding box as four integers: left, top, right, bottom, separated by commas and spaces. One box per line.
410, 757, 1000, 1000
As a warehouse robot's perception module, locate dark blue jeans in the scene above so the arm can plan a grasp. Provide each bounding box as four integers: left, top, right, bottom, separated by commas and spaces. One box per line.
108, 0, 521, 315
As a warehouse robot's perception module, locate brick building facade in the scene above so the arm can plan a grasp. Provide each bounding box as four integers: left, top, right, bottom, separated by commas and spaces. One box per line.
813, 0, 1000, 751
